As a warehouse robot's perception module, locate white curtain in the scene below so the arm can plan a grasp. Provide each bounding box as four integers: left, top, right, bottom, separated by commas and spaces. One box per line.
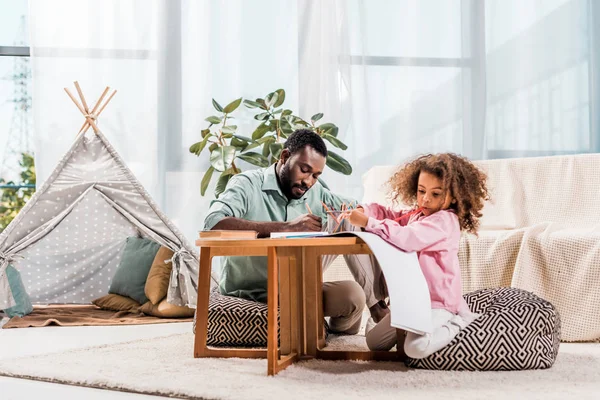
30, 0, 596, 243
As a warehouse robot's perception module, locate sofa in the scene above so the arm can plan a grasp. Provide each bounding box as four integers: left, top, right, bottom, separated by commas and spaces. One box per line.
324, 153, 600, 342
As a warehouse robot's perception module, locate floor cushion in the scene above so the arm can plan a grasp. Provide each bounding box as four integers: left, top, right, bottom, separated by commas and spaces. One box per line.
193, 290, 278, 347
406, 287, 561, 371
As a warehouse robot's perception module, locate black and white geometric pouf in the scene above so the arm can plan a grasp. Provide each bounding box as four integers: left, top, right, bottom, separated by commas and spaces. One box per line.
405, 287, 561, 371
193, 289, 275, 347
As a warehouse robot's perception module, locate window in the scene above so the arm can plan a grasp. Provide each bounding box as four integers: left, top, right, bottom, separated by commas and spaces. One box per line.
0, 0, 35, 232
341, 0, 596, 159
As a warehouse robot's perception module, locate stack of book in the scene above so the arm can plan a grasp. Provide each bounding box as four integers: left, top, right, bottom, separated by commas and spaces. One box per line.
198, 230, 258, 239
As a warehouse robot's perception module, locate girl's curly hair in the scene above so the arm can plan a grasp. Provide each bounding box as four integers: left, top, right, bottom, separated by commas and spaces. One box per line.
387, 153, 489, 234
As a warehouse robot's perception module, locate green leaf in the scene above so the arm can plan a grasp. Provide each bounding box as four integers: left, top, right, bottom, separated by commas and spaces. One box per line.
231, 137, 248, 150
265, 92, 279, 109
205, 116, 222, 124
221, 125, 238, 134
256, 98, 268, 110
323, 133, 347, 150
280, 117, 294, 134
215, 172, 233, 198
244, 99, 262, 109
319, 123, 339, 137
200, 166, 215, 196
281, 109, 293, 116
254, 112, 271, 121
212, 99, 223, 112
311, 113, 324, 123
223, 98, 243, 114
263, 141, 272, 157
233, 134, 253, 142
292, 116, 310, 127
273, 109, 283, 114
269, 142, 284, 159
214, 167, 237, 198
188, 134, 211, 155
251, 122, 271, 140
222, 133, 233, 138
237, 152, 269, 167
245, 135, 275, 151
201, 129, 211, 138
274, 89, 286, 107
326, 151, 353, 175
209, 143, 218, 152
209, 146, 236, 172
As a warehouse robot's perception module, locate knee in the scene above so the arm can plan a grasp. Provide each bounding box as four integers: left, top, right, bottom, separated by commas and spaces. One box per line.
345, 281, 366, 313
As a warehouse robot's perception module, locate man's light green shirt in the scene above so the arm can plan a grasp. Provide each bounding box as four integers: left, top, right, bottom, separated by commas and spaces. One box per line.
203, 164, 356, 303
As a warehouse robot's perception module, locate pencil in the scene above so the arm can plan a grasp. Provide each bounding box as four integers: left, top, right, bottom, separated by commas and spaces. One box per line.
305, 203, 313, 215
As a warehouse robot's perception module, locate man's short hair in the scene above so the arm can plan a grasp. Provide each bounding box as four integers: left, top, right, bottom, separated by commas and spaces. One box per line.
284, 129, 328, 158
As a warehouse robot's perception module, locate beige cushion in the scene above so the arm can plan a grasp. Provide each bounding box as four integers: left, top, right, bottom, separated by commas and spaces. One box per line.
144, 246, 174, 305
140, 299, 195, 318
92, 294, 141, 312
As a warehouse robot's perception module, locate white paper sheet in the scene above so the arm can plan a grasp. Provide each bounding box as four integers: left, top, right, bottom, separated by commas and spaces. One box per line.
335, 231, 433, 334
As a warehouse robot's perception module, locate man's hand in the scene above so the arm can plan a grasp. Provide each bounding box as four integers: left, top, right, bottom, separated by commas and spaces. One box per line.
287, 214, 322, 232
345, 209, 369, 228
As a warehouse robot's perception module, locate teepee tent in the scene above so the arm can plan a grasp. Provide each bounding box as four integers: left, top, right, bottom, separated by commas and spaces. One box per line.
0, 83, 205, 311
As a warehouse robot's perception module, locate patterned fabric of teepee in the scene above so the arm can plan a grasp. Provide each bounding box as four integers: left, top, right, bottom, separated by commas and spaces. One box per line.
0, 128, 207, 309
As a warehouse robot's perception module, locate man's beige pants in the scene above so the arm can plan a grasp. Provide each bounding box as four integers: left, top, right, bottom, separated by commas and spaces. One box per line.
321, 223, 388, 335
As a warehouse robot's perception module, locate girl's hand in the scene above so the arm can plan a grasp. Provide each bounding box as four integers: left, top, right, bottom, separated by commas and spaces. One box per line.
345, 208, 369, 228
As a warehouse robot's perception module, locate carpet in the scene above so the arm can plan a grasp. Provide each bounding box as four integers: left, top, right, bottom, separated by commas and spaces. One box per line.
0, 333, 598, 400
2, 305, 192, 329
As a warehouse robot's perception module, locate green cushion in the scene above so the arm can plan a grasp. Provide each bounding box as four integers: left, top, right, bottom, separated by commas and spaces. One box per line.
109, 237, 161, 304
3, 264, 33, 318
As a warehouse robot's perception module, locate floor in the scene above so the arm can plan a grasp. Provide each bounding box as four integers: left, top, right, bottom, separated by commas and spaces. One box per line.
0, 319, 192, 399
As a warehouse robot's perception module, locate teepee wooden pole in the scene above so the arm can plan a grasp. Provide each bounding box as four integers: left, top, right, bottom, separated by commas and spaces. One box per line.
80, 88, 117, 135
64, 88, 86, 114
64, 86, 100, 134
74, 81, 90, 115
78, 86, 110, 134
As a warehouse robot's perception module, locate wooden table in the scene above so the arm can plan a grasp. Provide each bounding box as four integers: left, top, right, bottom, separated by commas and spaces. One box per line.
194, 236, 402, 376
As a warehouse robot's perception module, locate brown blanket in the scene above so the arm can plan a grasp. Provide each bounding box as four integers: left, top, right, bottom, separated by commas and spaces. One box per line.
2, 305, 192, 329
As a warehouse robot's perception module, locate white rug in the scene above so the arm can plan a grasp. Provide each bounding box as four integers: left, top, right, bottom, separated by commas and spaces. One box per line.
0, 333, 599, 400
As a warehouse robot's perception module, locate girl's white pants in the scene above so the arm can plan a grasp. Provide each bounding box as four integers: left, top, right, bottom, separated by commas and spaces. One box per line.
366, 308, 478, 359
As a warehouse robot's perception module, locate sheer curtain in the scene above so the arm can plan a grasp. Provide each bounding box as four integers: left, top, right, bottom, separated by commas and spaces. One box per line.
29, 0, 299, 241
30, 0, 596, 242
298, 0, 596, 200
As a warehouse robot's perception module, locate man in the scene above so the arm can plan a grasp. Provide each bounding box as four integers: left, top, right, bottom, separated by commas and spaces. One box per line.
204, 129, 388, 334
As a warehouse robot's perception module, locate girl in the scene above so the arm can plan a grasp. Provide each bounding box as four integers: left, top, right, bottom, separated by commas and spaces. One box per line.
344, 153, 489, 359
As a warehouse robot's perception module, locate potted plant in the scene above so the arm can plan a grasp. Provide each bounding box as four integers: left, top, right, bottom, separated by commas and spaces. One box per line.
189, 89, 352, 197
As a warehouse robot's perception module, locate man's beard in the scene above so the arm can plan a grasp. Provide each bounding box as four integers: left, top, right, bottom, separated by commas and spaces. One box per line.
280, 163, 309, 200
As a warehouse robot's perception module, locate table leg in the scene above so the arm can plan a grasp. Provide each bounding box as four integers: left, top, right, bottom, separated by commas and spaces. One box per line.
279, 255, 291, 355
267, 247, 279, 376
194, 247, 212, 358
303, 247, 320, 357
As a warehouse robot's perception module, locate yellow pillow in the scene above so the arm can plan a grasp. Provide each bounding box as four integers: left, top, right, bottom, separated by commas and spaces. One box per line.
144, 246, 174, 305
140, 299, 195, 318
92, 294, 141, 312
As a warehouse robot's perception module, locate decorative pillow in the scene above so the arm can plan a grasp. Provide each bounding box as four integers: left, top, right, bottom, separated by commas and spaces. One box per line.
92, 294, 141, 312
3, 265, 33, 318
140, 299, 195, 318
193, 289, 279, 347
109, 237, 161, 304
144, 246, 174, 305
405, 287, 561, 371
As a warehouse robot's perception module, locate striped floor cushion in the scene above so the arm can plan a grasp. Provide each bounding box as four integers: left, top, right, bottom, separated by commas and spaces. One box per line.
193, 290, 276, 347
406, 287, 561, 371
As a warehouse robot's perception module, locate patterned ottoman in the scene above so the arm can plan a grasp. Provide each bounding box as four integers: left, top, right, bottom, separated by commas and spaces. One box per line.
193, 289, 275, 347
406, 287, 561, 371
